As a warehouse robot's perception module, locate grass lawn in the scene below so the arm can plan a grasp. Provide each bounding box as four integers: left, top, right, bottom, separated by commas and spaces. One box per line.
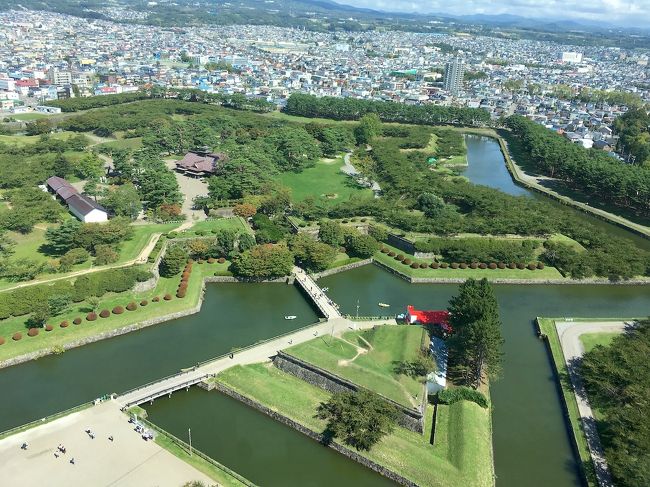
8, 113, 51, 121
94, 137, 143, 152
216, 363, 493, 487
0, 131, 77, 146
0, 260, 231, 363
183, 217, 252, 236
375, 244, 564, 281
117, 223, 180, 263
263, 111, 357, 125
278, 157, 373, 204
547, 233, 586, 252
285, 325, 426, 407
538, 317, 598, 487
579, 332, 620, 353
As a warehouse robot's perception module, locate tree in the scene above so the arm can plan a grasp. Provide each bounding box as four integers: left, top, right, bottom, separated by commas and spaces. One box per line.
271, 127, 322, 172
94, 244, 119, 265
0, 258, 44, 282
417, 192, 445, 218
53, 154, 73, 178
237, 232, 256, 252
159, 245, 188, 277
25, 119, 51, 136
45, 218, 82, 254
316, 390, 398, 451
137, 156, 182, 209
232, 203, 257, 219
47, 294, 72, 316
59, 247, 90, 271
101, 183, 142, 219
0, 231, 15, 258
289, 234, 337, 272
580, 319, 650, 487
231, 244, 294, 278
74, 153, 104, 180
27, 302, 50, 328
354, 113, 382, 145
345, 234, 379, 258
447, 278, 503, 388
319, 220, 345, 247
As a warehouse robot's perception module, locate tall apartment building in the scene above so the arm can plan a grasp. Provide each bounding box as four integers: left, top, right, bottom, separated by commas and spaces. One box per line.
49, 68, 72, 86
443, 57, 464, 95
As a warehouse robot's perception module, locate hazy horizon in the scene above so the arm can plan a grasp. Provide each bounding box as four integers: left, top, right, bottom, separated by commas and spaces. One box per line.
332, 0, 650, 28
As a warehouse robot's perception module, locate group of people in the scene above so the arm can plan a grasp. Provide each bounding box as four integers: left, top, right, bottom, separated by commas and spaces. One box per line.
54, 444, 74, 464
20, 426, 115, 466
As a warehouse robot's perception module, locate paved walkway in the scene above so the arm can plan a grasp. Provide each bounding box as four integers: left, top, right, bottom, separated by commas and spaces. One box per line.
116, 317, 384, 409
164, 159, 208, 222
555, 320, 630, 487
0, 401, 212, 487
342, 152, 381, 196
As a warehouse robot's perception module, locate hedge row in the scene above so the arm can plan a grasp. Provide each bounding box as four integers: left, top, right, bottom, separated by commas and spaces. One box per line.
0, 266, 152, 320
177, 261, 192, 298
436, 387, 489, 409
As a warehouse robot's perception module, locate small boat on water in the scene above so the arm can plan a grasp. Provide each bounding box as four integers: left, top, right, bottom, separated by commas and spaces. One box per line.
378, 303, 390, 308
285, 315, 297, 320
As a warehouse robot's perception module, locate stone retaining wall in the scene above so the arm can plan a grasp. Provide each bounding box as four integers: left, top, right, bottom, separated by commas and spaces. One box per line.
273, 351, 424, 433
310, 259, 373, 280
214, 382, 417, 487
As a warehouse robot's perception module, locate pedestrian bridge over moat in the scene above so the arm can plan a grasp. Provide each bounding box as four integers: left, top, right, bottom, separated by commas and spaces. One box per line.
116, 268, 350, 409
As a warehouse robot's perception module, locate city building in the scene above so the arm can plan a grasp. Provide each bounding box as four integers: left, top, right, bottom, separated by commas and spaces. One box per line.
443, 57, 465, 95
49, 68, 72, 86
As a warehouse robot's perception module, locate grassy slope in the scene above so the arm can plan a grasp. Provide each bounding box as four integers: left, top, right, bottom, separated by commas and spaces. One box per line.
277, 157, 372, 204
217, 363, 493, 487
0, 261, 230, 362
0, 131, 76, 146
375, 244, 564, 280
537, 318, 598, 487
579, 332, 619, 353
285, 326, 425, 407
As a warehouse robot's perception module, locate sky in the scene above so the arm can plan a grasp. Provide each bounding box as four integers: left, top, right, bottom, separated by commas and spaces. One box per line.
332, 0, 650, 27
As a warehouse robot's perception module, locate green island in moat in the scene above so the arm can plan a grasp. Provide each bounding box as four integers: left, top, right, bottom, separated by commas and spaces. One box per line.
0, 92, 648, 487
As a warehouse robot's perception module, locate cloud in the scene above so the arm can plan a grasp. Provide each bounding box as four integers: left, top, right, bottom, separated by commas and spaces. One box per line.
332, 0, 650, 27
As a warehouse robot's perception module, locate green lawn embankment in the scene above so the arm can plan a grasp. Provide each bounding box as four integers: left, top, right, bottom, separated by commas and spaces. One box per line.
0, 260, 231, 363
216, 363, 494, 487
285, 325, 426, 407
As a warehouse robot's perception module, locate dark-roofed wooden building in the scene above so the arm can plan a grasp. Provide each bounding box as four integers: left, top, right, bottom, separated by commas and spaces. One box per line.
175, 148, 228, 178
46, 176, 108, 223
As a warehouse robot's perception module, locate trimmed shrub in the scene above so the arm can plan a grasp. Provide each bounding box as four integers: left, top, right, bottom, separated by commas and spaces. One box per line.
437, 387, 489, 409
380, 247, 389, 254
517, 263, 526, 269
478, 263, 487, 269
140, 300, 148, 307
410, 262, 419, 269
396, 254, 405, 261
508, 263, 517, 269
470, 262, 478, 269
86, 312, 97, 321
497, 262, 506, 269
27, 328, 39, 337
198, 259, 205, 264
403, 258, 412, 265
73, 317, 82, 325
0, 337, 4, 345
537, 262, 545, 269
45, 324, 54, 331
60, 321, 69, 328
126, 302, 137, 311
176, 289, 186, 298
388, 251, 396, 257
13, 332, 22, 341
163, 294, 172, 301
112, 306, 124, 315
217, 257, 225, 264
207, 258, 216, 264
342, 219, 349, 223
527, 263, 537, 270
489, 263, 497, 269
459, 263, 467, 269
360, 218, 367, 222
99, 309, 110, 318
430, 262, 439, 269
440, 262, 449, 269
450, 263, 459, 269
152, 296, 160, 302
420, 263, 428, 269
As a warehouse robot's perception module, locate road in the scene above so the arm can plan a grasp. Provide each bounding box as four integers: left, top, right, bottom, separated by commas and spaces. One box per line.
555, 320, 630, 487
